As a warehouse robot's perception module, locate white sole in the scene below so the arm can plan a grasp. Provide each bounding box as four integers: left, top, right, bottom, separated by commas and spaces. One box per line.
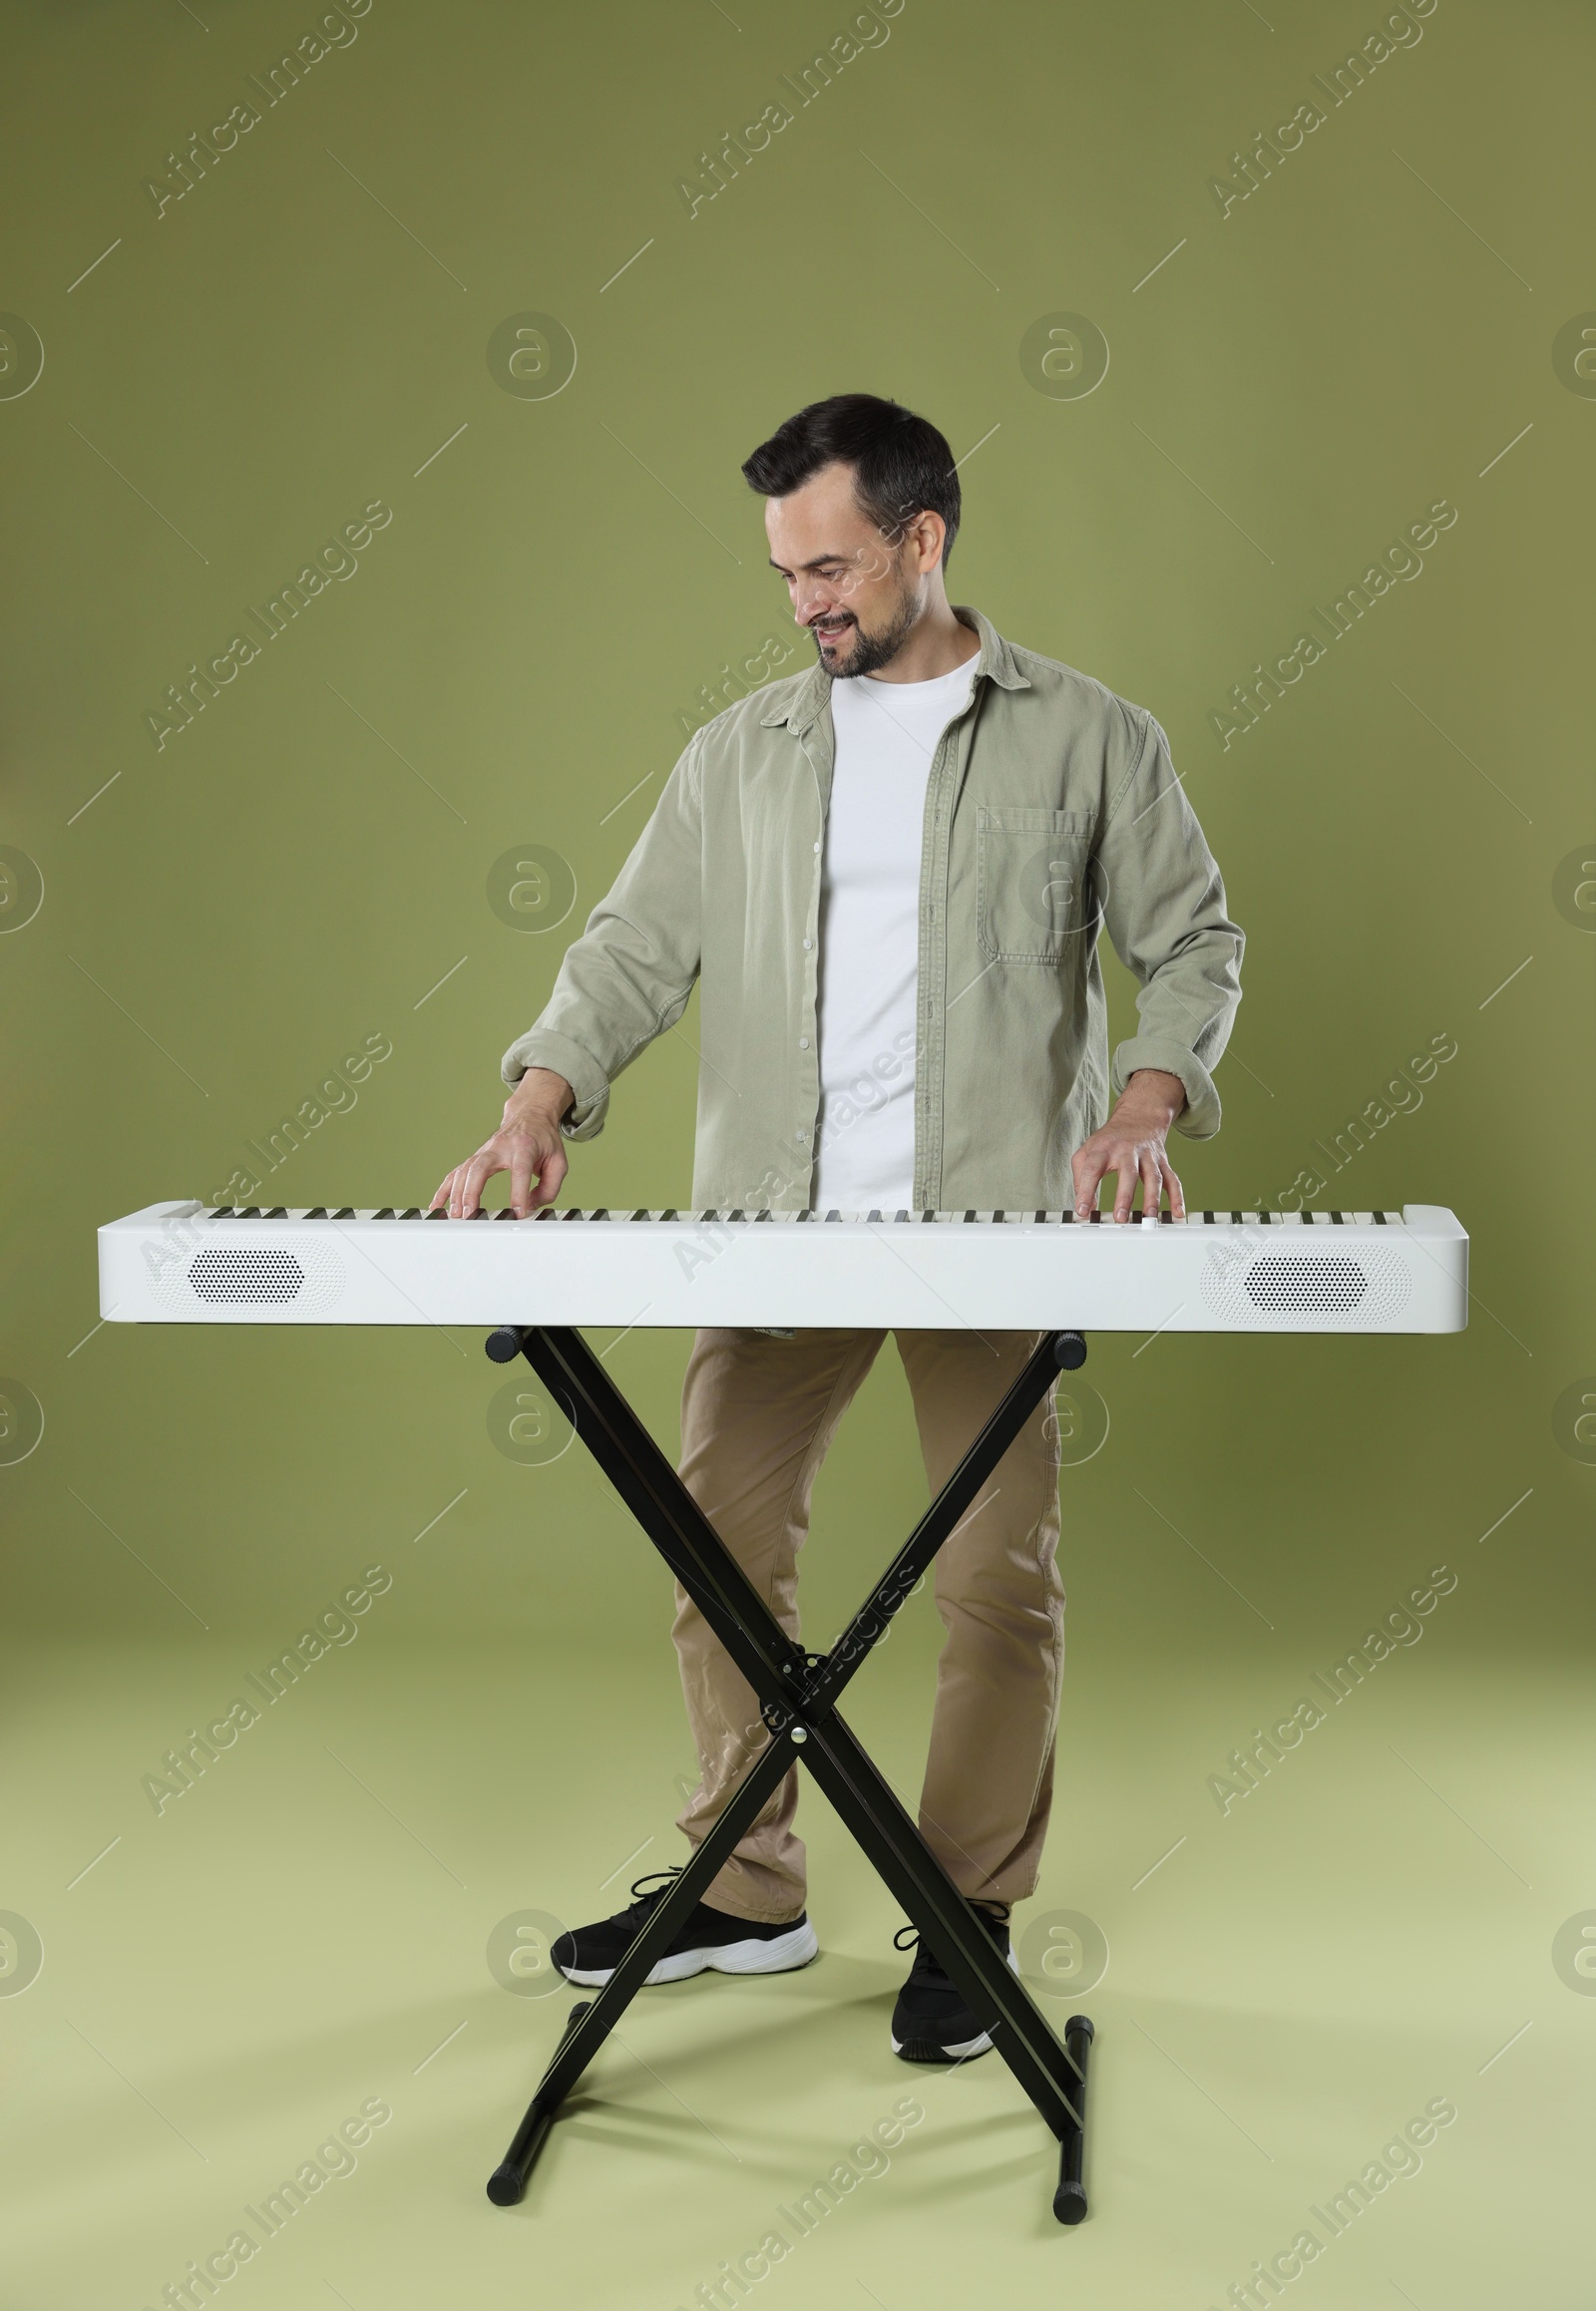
890, 1947, 1018, 2060
891, 2027, 995, 2059
560, 1918, 819, 1989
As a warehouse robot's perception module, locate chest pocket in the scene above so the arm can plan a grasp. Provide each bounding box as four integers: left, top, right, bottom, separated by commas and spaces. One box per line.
976, 806, 1099, 963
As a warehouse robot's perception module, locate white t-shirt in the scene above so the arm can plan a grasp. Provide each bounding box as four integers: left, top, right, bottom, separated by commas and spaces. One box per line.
812, 657, 977, 1211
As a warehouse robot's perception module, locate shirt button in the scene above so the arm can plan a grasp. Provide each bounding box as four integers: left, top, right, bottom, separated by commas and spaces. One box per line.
802, 938, 813, 951
799, 1036, 809, 1049
813, 841, 821, 854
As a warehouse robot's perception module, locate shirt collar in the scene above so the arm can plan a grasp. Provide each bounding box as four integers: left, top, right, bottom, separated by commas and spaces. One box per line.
757, 604, 1030, 736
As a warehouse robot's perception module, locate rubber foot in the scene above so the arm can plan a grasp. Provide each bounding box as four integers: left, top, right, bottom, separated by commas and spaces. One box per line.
486, 2163, 525, 2206
1053, 2177, 1087, 2225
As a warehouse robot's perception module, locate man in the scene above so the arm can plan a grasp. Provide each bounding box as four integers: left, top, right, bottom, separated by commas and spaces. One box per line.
434, 394, 1243, 2061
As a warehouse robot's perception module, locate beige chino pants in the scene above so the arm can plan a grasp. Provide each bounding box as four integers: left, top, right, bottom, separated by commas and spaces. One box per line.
671, 1328, 1065, 1925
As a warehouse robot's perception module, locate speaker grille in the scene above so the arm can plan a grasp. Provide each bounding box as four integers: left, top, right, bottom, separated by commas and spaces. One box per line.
1200, 1241, 1411, 1324
190, 1247, 305, 1303
1245, 1255, 1367, 1312
146, 1233, 345, 1316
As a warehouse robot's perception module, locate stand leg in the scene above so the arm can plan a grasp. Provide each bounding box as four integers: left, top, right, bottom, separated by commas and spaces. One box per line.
800, 1710, 1084, 2141
486, 1726, 797, 2206
1052, 2014, 1094, 2223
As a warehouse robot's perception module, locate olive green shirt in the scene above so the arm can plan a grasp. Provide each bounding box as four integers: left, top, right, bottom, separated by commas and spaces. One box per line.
503, 607, 1244, 1211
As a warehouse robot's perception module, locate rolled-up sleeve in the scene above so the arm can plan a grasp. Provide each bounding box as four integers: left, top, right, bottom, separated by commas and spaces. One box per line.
501, 738, 704, 1140
1096, 710, 1244, 1139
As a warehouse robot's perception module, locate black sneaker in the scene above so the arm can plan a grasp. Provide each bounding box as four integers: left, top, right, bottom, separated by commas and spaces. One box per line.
552, 1867, 819, 1988
890, 1903, 1017, 2063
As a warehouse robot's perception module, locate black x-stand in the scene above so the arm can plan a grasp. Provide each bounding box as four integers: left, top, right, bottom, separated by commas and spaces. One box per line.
482, 1322, 1096, 2224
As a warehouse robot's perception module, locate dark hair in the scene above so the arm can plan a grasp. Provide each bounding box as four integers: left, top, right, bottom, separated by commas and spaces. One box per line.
740, 393, 961, 567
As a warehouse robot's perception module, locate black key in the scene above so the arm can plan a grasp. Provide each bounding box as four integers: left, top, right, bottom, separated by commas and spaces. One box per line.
425, 1207, 448, 1219
867, 1209, 883, 1223
331, 1207, 356, 1220
1331, 1210, 1345, 1224
895, 1210, 909, 1223
372, 1208, 395, 1221
590, 1208, 609, 1221
264, 1207, 288, 1219
965, 1210, 977, 1223
399, 1208, 423, 1220
1374, 1210, 1388, 1224
755, 1209, 772, 1221
727, 1210, 744, 1223
825, 1210, 842, 1222
659, 1209, 678, 1221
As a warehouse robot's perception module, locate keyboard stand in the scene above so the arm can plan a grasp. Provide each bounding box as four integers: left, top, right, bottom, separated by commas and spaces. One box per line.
482, 1322, 1096, 2225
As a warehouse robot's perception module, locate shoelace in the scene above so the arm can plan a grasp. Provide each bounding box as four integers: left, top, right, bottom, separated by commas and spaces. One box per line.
894, 1904, 1009, 1953
623, 1865, 685, 1921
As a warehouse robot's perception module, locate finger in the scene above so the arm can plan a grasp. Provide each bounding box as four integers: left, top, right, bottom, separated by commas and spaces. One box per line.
430, 1169, 456, 1214
1162, 1154, 1186, 1221
508, 1137, 536, 1220
456, 1148, 502, 1220
1111, 1155, 1137, 1224
1139, 1148, 1162, 1218
531, 1141, 568, 1210
447, 1159, 477, 1219
1072, 1147, 1103, 1219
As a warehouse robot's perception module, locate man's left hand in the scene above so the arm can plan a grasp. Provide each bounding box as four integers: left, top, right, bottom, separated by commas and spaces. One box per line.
1071, 1069, 1188, 1223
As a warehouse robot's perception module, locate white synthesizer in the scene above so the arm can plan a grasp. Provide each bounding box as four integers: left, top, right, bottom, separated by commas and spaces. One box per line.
99, 1203, 1468, 1334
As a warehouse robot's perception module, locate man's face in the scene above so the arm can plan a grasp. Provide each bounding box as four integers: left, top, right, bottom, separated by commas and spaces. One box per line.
764, 460, 932, 679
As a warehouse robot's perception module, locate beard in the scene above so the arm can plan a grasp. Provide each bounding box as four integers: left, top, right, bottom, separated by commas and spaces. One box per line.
812, 578, 922, 679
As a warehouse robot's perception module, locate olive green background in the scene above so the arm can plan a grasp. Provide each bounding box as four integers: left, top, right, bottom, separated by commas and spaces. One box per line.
1, 1, 1590, 2305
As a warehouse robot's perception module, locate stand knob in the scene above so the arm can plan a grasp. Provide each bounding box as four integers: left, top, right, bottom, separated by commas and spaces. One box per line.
486, 1326, 525, 1363
1054, 1331, 1087, 1371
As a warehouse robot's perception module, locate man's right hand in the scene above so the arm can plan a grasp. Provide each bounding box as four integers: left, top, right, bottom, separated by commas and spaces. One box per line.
430, 1067, 575, 1218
